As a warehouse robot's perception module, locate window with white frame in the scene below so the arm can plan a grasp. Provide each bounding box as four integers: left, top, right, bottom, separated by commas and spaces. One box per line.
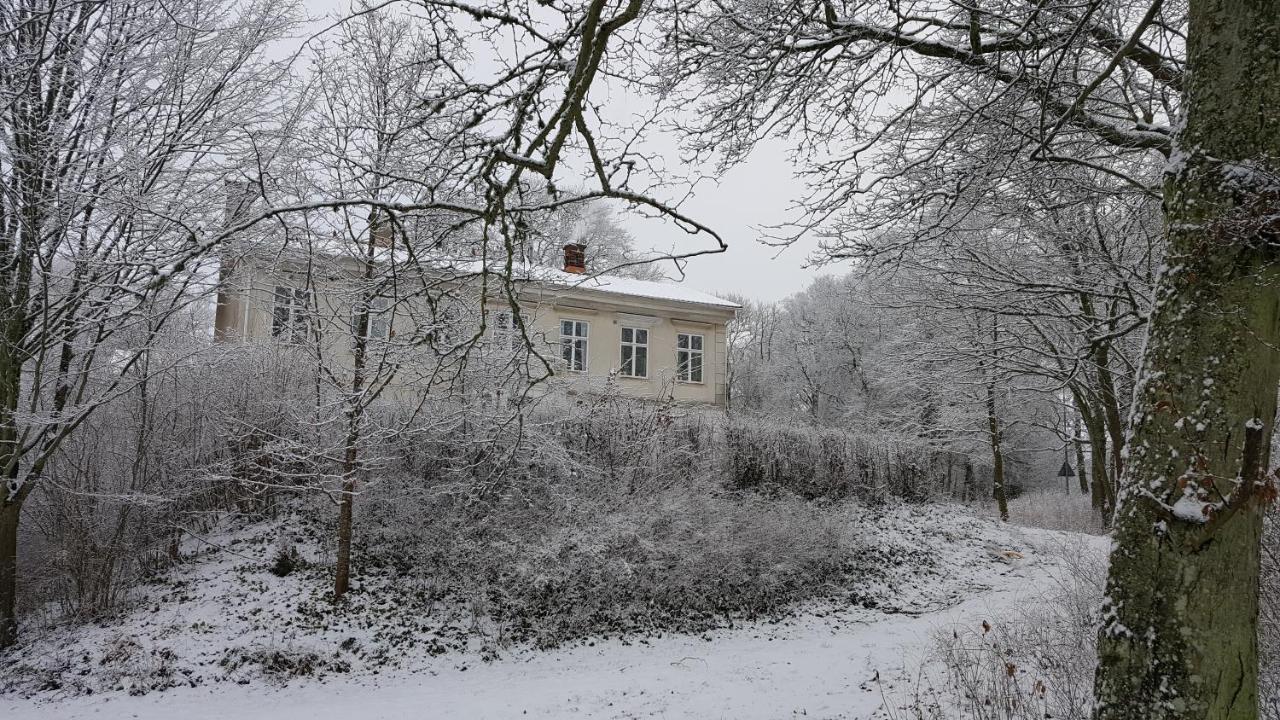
271, 285, 312, 343
676, 332, 704, 383
619, 326, 648, 378
350, 296, 391, 342
560, 319, 588, 372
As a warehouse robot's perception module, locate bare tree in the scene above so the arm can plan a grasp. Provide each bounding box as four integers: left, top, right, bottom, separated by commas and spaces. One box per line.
654, 0, 1279, 714
0, 0, 294, 648
220, 0, 729, 603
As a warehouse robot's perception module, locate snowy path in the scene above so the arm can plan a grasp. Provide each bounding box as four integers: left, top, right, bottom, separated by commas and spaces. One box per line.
5, 532, 1090, 720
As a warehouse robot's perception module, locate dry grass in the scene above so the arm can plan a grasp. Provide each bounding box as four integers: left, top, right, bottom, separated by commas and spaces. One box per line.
972, 491, 1104, 535
884, 537, 1107, 720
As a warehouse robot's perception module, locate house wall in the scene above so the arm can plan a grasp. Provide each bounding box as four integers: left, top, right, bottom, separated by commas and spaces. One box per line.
525, 297, 728, 406
215, 257, 734, 406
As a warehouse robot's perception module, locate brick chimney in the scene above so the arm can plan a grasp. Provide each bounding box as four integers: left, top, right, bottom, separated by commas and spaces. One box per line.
563, 243, 586, 274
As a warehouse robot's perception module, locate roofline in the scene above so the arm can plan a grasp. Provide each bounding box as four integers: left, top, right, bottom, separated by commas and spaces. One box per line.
228, 248, 741, 315
529, 282, 739, 316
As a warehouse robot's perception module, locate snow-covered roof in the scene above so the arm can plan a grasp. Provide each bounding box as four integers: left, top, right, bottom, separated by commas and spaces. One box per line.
450, 260, 740, 310
523, 266, 740, 310
240, 243, 740, 311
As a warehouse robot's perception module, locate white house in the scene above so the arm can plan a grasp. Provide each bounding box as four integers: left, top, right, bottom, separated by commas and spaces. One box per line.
213, 243, 739, 406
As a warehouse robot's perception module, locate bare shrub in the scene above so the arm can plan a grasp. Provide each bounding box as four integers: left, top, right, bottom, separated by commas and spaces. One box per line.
887, 538, 1106, 719
17, 342, 317, 621
973, 491, 1104, 536
723, 416, 973, 502
351, 397, 971, 649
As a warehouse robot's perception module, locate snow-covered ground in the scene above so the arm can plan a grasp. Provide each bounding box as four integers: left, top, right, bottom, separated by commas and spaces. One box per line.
5, 522, 1104, 720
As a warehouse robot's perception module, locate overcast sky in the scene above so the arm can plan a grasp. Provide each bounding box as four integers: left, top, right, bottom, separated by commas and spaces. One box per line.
294, 0, 841, 303
619, 139, 846, 303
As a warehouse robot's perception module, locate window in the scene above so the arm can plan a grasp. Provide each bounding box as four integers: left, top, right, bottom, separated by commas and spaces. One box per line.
350, 296, 391, 341
676, 333, 704, 383
619, 326, 648, 378
429, 305, 462, 349
560, 319, 588, 371
488, 309, 521, 354
271, 285, 312, 343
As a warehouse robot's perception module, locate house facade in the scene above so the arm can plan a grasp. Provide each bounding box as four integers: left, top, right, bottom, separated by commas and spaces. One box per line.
213, 244, 739, 406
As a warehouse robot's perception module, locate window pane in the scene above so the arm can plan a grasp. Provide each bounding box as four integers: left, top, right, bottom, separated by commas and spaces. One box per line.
636, 328, 648, 344
562, 338, 574, 365
691, 334, 703, 350
621, 327, 633, 343
271, 313, 288, 337
635, 347, 647, 377
677, 350, 688, 379
562, 320, 574, 336
574, 339, 587, 370
576, 321, 588, 337
620, 345, 633, 375
691, 353, 703, 382
677, 334, 688, 349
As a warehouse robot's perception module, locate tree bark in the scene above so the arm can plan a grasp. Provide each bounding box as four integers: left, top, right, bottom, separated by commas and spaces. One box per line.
1078, 394, 1113, 518
1074, 414, 1089, 496
962, 459, 974, 504
333, 210, 380, 601
1093, 1, 1280, 716
0, 494, 21, 648
1094, 345, 1127, 503
985, 377, 1009, 522
981, 320, 1009, 521
333, 468, 356, 599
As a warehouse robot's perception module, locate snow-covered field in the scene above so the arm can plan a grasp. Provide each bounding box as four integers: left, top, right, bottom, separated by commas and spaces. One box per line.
4, 518, 1105, 720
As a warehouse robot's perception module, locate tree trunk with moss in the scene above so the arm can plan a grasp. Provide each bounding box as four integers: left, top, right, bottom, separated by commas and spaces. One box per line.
1093, 1, 1280, 717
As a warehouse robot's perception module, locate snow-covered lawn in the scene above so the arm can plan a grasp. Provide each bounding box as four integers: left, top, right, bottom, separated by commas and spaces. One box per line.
5, 523, 1104, 720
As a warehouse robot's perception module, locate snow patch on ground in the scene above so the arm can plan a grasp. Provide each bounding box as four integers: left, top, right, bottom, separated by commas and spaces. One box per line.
2, 506, 1102, 719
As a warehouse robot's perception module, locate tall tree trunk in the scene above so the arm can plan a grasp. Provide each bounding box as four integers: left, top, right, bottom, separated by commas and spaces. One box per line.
985, 377, 1009, 522
333, 450, 357, 599
962, 459, 974, 503
1094, 343, 1126, 507
1074, 414, 1089, 496
333, 211, 380, 601
0, 494, 20, 647
1075, 390, 1107, 510
1093, 1, 1280, 716
1079, 396, 1114, 519
981, 320, 1009, 521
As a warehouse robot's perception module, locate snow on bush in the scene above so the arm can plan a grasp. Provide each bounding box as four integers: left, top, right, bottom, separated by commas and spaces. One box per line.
0, 500, 1032, 698
723, 417, 962, 501
2, 354, 1015, 700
